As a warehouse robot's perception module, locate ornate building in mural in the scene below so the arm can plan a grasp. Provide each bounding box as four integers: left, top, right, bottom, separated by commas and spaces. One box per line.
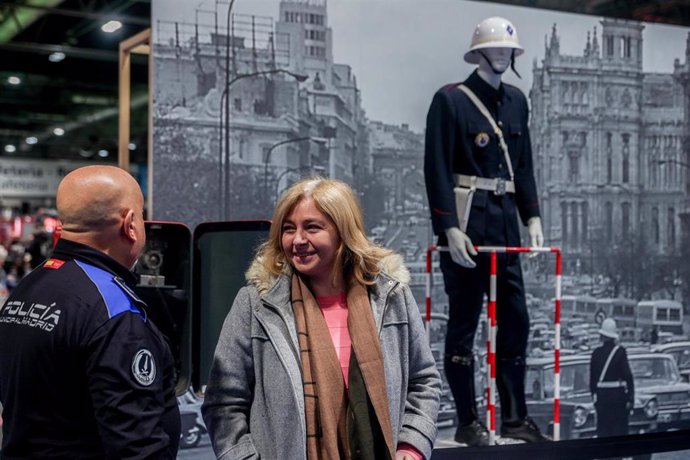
276, 0, 364, 182
152, 0, 364, 225
530, 18, 688, 298
368, 121, 425, 218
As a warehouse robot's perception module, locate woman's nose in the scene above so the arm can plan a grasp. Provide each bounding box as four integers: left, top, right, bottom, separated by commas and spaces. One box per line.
293, 229, 308, 244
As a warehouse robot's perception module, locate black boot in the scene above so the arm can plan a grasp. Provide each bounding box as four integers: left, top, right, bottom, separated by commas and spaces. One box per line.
497, 357, 550, 442
445, 354, 490, 447
501, 416, 550, 443
454, 420, 490, 447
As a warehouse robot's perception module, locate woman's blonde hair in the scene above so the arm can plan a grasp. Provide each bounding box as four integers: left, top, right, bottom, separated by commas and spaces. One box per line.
257, 177, 392, 286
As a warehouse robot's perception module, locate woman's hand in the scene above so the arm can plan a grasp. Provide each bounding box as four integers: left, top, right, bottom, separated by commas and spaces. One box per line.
396, 453, 417, 460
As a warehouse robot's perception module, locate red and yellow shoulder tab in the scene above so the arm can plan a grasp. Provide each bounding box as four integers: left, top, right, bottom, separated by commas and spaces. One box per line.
43, 259, 65, 269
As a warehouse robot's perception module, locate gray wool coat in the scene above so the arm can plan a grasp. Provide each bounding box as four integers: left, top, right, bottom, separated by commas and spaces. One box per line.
202, 254, 442, 459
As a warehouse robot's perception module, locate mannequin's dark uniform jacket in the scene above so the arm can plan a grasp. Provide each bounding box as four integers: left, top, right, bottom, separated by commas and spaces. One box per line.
424, 70, 540, 425
0, 238, 180, 459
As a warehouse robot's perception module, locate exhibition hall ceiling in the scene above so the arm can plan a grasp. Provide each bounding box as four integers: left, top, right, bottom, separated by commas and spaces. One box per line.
0, 0, 150, 162
0, 0, 688, 163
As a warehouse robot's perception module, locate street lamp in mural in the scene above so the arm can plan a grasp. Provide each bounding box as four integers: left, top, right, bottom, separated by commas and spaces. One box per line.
218, 68, 308, 220
263, 137, 327, 204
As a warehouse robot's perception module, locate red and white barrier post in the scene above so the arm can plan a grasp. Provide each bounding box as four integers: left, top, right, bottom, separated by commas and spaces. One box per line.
554, 250, 563, 441
487, 251, 497, 443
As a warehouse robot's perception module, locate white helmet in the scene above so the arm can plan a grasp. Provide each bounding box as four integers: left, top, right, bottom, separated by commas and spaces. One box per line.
598, 318, 619, 340
464, 17, 524, 64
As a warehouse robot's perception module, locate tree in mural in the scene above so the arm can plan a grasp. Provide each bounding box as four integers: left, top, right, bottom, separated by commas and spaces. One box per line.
226, 164, 274, 221
154, 119, 222, 226
355, 168, 386, 229
591, 230, 682, 301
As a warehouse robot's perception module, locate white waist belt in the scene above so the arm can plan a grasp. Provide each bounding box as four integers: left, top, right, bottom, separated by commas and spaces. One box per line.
597, 381, 627, 389
455, 174, 515, 195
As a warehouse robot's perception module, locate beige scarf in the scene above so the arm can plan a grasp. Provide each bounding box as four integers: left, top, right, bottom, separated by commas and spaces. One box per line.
291, 274, 395, 460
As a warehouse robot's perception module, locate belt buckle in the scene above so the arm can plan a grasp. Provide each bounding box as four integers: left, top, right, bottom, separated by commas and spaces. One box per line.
495, 178, 506, 195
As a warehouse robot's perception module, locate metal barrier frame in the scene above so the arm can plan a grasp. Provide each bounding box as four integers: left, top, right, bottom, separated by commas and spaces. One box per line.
426, 245, 563, 442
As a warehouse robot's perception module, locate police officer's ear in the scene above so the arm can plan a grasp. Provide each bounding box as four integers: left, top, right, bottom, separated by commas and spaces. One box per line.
122, 209, 137, 242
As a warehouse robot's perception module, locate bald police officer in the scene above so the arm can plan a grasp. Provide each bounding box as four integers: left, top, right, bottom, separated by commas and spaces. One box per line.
0, 166, 180, 459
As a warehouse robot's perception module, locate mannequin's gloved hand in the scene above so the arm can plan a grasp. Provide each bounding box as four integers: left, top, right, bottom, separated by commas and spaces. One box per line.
445, 226, 477, 268
527, 217, 544, 248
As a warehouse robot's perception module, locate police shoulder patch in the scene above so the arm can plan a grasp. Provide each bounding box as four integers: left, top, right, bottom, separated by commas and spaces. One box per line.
131, 348, 156, 386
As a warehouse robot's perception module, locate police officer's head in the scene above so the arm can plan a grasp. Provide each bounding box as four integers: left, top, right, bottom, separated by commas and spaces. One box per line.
599, 318, 619, 343
464, 17, 523, 77
56, 165, 146, 270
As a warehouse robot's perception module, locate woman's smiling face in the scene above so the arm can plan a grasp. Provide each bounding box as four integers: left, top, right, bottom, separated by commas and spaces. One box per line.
281, 197, 341, 287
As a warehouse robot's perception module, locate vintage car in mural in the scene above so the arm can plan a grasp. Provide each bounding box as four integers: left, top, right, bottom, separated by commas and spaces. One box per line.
629, 353, 690, 430
652, 341, 690, 382
477, 353, 659, 440
177, 387, 207, 449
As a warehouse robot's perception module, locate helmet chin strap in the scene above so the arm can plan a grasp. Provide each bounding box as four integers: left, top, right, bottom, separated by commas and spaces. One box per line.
478, 49, 522, 79
511, 50, 522, 79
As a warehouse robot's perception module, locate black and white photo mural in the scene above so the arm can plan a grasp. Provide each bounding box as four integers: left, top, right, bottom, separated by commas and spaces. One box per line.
152, 0, 690, 453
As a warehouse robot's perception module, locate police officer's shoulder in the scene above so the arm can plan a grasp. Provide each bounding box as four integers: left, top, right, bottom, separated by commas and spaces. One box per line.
434, 82, 465, 98
441, 82, 462, 91
74, 260, 146, 322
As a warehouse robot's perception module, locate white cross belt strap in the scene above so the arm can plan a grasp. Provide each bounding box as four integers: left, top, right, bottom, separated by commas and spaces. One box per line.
455, 174, 515, 195
457, 84, 515, 182
597, 345, 622, 389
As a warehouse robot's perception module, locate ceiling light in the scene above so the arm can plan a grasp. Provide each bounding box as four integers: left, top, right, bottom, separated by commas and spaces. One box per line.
25, 136, 38, 145
97, 149, 109, 158
4, 144, 16, 153
53, 127, 65, 136
8, 76, 21, 85
48, 51, 66, 63
128, 142, 137, 150
101, 20, 122, 33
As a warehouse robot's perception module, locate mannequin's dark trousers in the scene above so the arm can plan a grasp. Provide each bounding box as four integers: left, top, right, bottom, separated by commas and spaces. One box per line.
440, 250, 530, 427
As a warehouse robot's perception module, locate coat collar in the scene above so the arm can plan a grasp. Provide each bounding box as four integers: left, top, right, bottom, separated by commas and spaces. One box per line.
254, 254, 408, 334
260, 271, 399, 316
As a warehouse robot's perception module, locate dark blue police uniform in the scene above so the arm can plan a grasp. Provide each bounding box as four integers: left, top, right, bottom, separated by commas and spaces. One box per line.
424, 70, 540, 428
0, 238, 180, 459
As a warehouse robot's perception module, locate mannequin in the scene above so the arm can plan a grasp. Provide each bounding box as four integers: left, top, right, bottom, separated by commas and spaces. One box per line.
445, 48, 544, 269
424, 17, 548, 446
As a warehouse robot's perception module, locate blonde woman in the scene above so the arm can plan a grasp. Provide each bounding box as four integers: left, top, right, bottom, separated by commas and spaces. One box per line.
202, 177, 441, 459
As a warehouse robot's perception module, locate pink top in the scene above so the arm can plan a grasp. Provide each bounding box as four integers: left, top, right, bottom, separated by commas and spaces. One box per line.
317, 293, 424, 460
317, 293, 351, 385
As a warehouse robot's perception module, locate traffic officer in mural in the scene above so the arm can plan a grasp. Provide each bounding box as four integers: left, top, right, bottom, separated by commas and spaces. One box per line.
589, 318, 635, 438
424, 17, 548, 445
